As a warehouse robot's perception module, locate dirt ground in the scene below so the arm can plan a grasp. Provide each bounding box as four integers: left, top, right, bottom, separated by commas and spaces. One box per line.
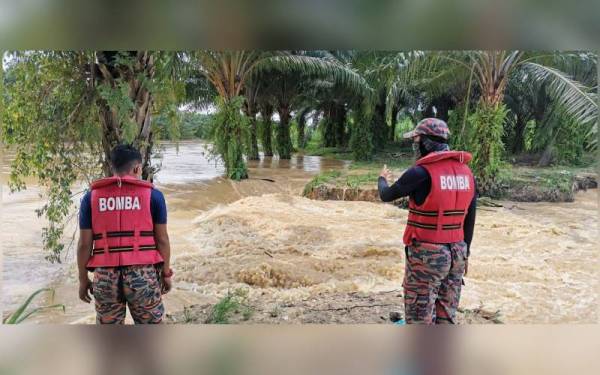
166, 290, 501, 324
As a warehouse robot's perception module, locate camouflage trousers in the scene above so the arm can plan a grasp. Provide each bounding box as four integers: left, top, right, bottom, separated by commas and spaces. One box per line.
93, 265, 164, 324
403, 241, 468, 324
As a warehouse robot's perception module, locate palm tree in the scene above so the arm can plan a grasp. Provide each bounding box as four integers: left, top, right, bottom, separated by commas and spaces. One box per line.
467, 51, 597, 190
397, 51, 599, 191
374, 50, 596, 191
190, 51, 367, 179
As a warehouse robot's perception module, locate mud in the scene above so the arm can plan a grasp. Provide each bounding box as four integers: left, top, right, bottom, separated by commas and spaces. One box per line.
166, 290, 501, 324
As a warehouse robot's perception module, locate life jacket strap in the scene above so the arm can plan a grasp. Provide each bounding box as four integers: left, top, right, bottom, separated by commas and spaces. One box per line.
408, 208, 437, 217
92, 245, 158, 255
406, 220, 437, 230
409, 209, 466, 217
93, 231, 155, 240
442, 210, 466, 217
407, 221, 463, 230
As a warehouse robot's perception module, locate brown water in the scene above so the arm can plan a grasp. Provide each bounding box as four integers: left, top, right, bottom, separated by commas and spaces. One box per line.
1, 141, 349, 323
2, 141, 598, 323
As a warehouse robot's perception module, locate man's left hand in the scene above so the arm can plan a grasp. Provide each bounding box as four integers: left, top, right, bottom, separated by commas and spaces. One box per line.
380, 164, 392, 181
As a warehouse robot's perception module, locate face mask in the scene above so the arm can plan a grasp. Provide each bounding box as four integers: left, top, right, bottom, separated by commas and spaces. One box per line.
412, 142, 421, 159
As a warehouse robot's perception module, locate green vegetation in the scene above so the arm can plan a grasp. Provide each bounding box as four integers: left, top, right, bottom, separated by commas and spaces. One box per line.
205, 289, 253, 324
3, 288, 65, 324
2, 51, 183, 261
154, 111, 213, 140
349, 100, 375, 160
210, 96, 250, 180
469, 103, 509, 193
493, 164, 595, 201
303, 170, 343, 196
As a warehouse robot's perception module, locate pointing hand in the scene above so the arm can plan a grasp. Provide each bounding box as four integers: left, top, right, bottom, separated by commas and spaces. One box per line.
380, 164, 392, 181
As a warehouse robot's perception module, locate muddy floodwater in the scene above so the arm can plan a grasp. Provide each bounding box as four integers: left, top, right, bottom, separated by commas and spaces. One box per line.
1, 140, 598, 323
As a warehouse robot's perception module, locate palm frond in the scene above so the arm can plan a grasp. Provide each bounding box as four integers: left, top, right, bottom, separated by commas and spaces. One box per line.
522, 62, 597, 125
383, 51, 461, 122
254, 54, 371, 97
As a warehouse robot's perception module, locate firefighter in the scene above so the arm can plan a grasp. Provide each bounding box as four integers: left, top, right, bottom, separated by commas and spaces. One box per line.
77, 144, 173, 324
379, 118, 476, 324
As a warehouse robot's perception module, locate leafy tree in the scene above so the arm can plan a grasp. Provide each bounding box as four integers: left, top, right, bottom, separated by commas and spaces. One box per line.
1, 51, 182, 261
440, 51, 597, 192
190, 51, 366, 177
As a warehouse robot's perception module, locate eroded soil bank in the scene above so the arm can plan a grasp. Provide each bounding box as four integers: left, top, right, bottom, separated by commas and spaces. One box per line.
304, 171, 597, 204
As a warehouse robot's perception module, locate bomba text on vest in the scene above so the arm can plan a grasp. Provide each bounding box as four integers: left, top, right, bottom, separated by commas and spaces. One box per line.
98, 196, 141, 212
440, 175, 470, 191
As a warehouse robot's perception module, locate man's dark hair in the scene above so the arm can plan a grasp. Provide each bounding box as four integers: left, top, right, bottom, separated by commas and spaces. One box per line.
110, 144, 142, 174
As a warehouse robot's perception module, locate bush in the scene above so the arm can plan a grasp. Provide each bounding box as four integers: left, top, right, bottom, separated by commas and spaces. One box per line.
205, 289, 253, 324
469, 103, 508, 193
350, 102, 374, 161
210, 97, 249, 180
154, 111, 213, 140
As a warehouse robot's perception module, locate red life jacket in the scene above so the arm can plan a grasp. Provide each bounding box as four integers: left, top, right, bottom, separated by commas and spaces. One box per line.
86, 175, 163, 270
402, 151, 475, 245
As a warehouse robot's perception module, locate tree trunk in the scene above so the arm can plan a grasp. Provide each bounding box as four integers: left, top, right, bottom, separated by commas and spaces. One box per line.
95, 51, 156, 180
372, 102, 387, 149
296, 108, 310, 149
276, 106, 293, 159
334, 104, 347, 147
389, 106, 399, 141
249, 115, 259, 160
537, 134, 556, 167
511, 116, 527, 154
243, 98, 260, 161
259, 104, 274, 156
322, 105, 336, 148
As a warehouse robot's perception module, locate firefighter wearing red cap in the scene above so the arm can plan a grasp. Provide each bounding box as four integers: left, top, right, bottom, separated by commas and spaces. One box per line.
379, 118, 477, 324
77, 144, 173, 324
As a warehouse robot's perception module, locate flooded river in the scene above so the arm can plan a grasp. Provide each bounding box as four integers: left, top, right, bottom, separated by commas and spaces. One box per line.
1, 141, 598, 323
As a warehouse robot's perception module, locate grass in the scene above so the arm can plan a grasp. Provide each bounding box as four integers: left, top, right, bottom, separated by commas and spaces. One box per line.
205, 288, 253, 324
302, 142, 414, 195
344, 172, 380, 189
496, 165, 585, 196
302, 133, 596, 201
302, 170, 343, 195
3, 288, 65, 324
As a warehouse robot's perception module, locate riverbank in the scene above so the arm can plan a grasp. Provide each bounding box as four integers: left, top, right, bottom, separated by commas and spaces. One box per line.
166, 289, 501, 324
300, 142, 597, 203
301, 148, 597, 203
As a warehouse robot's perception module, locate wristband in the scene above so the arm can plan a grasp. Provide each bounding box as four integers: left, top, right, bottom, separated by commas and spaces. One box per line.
163, 268, 174, 278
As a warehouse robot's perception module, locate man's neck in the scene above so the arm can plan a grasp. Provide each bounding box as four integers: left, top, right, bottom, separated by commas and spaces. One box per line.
113, 173, 138, 179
